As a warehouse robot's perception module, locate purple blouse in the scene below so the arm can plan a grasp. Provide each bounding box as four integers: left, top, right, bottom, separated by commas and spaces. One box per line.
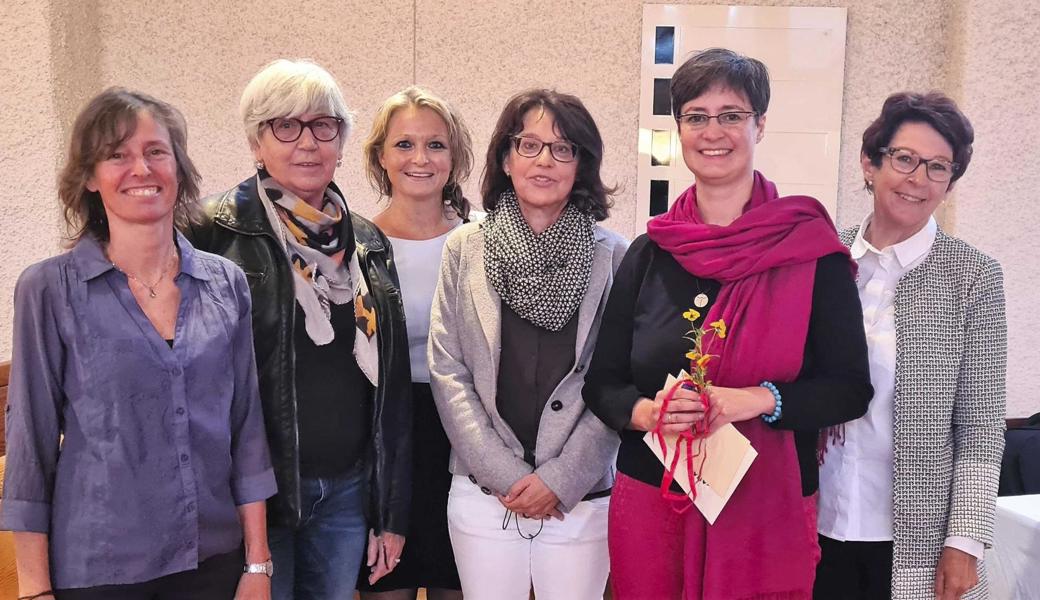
0, 233, 276, 589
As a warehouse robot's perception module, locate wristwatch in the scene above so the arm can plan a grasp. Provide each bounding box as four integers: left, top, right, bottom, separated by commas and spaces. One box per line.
243, 559, 274, 577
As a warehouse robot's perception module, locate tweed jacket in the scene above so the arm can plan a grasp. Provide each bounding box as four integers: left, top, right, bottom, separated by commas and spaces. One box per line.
429, 222, 628, 511
840, 225, 1006, 599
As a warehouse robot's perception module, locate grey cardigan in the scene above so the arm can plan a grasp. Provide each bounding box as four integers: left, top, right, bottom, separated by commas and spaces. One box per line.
429, 222, 628, 511
840, 226, 1006, 600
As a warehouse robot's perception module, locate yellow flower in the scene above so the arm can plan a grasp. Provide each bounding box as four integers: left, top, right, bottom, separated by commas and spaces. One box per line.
696, 354, 713, 368
709, 319, 727, 339
683, 308, 701, 322
686, 351, 700, 361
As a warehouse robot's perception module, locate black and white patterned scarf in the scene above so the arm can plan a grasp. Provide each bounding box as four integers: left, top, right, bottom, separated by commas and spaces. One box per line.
483, 190, 595, 331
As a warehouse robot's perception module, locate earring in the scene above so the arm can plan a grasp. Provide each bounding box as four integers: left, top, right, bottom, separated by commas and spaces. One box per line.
255, 160, 264, 170
336, 158, 342, 167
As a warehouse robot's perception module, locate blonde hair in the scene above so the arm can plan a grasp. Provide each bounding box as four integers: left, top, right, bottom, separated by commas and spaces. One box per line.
362, 86, 473, 219
240, 59, 354, 150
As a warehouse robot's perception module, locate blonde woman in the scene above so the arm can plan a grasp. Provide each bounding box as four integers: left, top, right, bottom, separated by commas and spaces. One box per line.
357, 86, 473, 600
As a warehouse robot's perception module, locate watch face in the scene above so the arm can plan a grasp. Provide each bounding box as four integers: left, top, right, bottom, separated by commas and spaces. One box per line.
245, 560, 274, 576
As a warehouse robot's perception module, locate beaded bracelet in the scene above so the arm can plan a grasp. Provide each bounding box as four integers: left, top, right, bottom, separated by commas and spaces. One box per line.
759, 381, 782, 423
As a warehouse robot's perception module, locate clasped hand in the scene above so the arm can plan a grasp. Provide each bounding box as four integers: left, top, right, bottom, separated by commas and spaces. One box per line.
499, 473, 564, 521
632, 384, 776, 435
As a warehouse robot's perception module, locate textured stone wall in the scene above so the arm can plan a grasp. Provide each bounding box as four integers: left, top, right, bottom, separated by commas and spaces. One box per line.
1, 0, 1036, 416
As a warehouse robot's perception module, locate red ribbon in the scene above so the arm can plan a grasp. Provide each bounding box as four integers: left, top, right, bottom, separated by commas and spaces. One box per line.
652, 378, 712, 514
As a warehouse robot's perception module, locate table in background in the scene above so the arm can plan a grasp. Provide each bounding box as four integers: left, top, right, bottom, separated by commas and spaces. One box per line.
987, 494, 1040, 599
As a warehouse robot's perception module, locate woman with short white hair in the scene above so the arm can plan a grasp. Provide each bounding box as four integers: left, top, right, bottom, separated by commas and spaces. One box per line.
186, 59, 412, 600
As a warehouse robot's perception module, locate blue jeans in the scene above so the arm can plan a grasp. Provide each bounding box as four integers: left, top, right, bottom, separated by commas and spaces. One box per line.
269, 470, 367, 600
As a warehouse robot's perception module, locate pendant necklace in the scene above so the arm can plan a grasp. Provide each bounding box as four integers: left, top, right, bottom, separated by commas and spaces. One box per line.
111, 251, 176, 299
693, 278, 710, 308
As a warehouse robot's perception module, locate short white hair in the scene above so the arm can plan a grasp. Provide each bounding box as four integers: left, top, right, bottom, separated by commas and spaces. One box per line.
240, 59, 355, 149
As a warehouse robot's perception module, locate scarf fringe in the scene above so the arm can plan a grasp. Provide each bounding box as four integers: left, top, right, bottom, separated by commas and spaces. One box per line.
817, 423, 846, 465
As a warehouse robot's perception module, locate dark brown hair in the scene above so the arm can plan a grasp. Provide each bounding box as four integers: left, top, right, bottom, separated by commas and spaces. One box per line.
58, 87, 201, 244
670, 48, 770, 120
481, 89, 613, 221
861, 91, 974, 187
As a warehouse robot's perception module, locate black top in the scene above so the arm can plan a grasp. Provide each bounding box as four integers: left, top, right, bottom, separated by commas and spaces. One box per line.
582, 234, 873, 496
497, 305, 578, 465
294, 300, 372, 478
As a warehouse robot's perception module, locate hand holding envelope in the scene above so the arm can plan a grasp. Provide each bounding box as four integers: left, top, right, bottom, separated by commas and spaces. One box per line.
644, 371, 758, 524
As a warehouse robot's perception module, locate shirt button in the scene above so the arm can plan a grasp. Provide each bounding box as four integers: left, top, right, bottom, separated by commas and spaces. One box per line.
171, 367, 183, 376
468, 474, 477, 484
480, 486, 492, 495
186, 502, 195, 512
186, 540, 195, 549
180, 454, 189, 463
176, 407, 185, 416
574, 364, 585, 373
550, 400, 563, 411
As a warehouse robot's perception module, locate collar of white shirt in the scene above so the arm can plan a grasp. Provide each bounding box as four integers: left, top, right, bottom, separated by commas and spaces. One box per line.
851, 213, 937, 270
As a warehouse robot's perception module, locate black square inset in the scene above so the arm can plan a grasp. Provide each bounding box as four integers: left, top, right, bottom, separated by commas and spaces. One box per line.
652, 78, 671, 116
655, 27, 675, 64
650, 180, 669, 216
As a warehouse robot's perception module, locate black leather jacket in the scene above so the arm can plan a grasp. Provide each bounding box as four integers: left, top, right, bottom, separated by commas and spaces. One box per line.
184, 175, 411, 535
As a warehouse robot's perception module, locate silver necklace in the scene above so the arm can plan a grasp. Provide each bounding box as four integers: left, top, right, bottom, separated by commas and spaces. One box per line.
111, 252, 176, 298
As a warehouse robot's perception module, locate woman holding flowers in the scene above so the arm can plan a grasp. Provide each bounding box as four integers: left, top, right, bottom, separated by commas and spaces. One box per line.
428, 88, 627, 599
815, 92, 1006, 600
582, 48, 873, 599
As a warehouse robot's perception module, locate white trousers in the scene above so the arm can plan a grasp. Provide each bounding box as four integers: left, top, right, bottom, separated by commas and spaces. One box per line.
446, 475, 610, 600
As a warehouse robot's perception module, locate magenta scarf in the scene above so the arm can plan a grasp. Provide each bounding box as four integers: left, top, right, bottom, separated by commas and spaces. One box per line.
646, 172, 851, 599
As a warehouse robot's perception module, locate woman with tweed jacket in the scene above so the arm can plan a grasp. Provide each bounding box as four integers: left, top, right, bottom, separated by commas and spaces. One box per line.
814, 92, 1007, 600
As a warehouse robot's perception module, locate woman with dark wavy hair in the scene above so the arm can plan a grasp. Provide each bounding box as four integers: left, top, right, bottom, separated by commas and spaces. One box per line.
1, 88, 275, 600
428, 89, 626, 599
815, 91, 1006, 600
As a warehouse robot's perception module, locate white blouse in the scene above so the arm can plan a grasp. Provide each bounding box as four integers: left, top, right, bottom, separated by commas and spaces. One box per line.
817, 214, 982, 559
387, 226, 458, 383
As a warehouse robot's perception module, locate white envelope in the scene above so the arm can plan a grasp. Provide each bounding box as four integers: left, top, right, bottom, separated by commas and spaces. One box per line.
643, 371, 758, 524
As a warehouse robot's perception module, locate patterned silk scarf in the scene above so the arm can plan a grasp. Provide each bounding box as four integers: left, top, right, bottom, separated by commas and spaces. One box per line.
257, 172, 354, 345
483, 190, 595, 331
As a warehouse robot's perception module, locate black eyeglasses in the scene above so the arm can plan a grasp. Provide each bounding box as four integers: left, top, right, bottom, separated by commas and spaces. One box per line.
879, 147, 958, 183
501, 509, 544, 540
510, 136, 580, 163
265, 116, 344, 143
676, 111, 757, 129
